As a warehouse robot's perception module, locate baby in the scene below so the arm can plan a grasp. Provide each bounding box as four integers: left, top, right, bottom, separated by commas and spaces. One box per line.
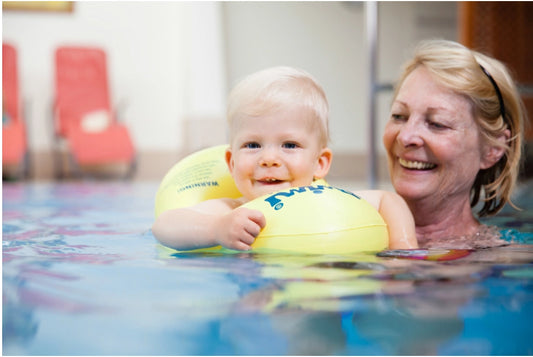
152, 66, 418, 251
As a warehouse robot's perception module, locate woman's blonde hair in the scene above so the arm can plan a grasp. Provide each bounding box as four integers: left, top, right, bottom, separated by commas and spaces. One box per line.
393, 40, 525, 216
227, 66, 329, 146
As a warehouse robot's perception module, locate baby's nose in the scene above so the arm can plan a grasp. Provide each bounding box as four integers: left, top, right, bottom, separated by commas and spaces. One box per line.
259, 148, 281, 167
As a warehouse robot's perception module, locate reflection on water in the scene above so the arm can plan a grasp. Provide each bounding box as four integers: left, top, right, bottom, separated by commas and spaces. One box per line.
2, 182, 533, 355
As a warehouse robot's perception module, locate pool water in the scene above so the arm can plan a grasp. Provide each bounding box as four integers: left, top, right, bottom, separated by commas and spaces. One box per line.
2, 181, 533, 355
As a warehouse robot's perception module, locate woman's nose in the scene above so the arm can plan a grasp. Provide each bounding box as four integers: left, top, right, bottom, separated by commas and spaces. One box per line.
396, 119, 424, 148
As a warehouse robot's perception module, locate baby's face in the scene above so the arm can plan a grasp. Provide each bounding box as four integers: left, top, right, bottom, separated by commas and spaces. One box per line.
226, 105, 330, 200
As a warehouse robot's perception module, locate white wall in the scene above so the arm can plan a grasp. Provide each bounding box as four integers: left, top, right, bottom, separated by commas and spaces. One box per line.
2, 1, 227, 153
224, 2, 367, 153
376, 2, 458, 155
224, 1, 457, 155
3, 1, 456, 179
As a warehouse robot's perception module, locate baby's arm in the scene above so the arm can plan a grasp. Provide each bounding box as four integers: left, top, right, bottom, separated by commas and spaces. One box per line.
152, 198, 266, 251
355, 190, 418, 249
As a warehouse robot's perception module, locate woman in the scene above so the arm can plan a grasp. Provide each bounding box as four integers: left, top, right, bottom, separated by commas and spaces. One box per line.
383, 40, 525, 248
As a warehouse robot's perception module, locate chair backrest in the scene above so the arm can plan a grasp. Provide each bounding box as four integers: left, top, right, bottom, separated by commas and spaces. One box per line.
55, 46, 111, 137
3, 43, 20, 122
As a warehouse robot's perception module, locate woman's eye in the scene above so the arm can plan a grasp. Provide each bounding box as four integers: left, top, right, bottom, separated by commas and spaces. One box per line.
391, 113, 407, 122
428, 121, 448, 130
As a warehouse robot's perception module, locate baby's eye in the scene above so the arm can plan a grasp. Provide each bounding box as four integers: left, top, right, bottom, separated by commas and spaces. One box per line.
243, 142, 260, 149
282, 142, 298, 149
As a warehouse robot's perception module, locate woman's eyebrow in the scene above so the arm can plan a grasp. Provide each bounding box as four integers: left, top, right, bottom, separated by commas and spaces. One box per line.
393, 100, 455, 114
427, 106, 456, 115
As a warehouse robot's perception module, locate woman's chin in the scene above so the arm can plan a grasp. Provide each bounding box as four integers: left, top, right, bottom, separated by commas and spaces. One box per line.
392, 181, 434, 202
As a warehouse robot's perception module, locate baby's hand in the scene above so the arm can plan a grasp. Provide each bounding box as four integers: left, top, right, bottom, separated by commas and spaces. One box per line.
216, 207, 266, 251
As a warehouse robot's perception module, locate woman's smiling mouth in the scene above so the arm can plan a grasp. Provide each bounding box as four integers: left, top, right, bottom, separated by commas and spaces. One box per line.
399, 158, 437, 170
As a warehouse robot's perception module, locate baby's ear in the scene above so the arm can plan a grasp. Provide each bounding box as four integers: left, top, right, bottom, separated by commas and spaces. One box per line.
480, 129, 510, 169
225, 147, 234, 175
314, 147, 333, 179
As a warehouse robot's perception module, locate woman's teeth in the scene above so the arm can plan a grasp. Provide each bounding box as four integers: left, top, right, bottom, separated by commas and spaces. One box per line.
399, 158, 436, 170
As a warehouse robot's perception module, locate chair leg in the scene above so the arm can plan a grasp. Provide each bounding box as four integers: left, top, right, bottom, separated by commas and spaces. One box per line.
67, 152, 83, 180
124, 156, 137, 180
53, 148, 64, 180
22, 151, 31, 179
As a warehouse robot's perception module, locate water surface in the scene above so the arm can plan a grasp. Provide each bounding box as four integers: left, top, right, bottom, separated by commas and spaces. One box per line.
3, 181, 532, 355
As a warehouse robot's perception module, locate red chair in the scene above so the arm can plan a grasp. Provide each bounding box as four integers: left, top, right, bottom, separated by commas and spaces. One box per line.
2, 43, 30, 179
53, 46, 136, 178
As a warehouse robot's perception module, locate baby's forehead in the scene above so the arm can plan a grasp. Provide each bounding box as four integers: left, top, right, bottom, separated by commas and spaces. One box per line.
230, 110, 327, 145
229, 96, 327, 139
233, 103, 319, 125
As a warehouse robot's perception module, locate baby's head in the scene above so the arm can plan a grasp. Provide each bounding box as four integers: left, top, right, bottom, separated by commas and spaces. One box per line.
227, 66, 329, 147
225, 67, 332, 200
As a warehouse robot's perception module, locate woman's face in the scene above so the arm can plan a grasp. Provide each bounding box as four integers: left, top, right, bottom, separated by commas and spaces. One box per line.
383, 66, 493, 207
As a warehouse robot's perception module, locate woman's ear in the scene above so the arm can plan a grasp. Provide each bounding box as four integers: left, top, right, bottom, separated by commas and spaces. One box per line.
314, 147, 333, 179
480, 129, 510, 169
225, 147, 234, 175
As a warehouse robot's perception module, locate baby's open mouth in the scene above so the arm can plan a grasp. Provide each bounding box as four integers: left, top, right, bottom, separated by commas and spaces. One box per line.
258, 178, 284, 184
399, 158, 437, 170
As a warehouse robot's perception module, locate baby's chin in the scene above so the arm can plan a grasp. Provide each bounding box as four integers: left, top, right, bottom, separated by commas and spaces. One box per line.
244, 179, 318, 200
247, 184, 290, 200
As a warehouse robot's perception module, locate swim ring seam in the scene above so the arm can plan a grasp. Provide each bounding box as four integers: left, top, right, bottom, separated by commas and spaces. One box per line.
253, 224, 388, 239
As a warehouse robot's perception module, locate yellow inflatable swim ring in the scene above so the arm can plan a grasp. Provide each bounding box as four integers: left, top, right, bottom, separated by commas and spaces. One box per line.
155, 145, 388, 254
154, 145, 241, 218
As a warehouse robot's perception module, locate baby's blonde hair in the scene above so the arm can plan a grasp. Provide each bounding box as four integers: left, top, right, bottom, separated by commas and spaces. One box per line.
227, 66, 329, 146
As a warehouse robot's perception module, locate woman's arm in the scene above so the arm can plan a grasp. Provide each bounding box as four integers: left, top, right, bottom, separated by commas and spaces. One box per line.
356, 190, 418, 249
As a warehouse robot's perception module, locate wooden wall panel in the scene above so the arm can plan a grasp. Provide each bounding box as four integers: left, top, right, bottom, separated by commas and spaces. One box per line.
459, 2, 533, 139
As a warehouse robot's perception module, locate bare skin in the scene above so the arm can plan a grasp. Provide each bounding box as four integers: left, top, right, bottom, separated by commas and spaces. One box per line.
383, 66, 509, 244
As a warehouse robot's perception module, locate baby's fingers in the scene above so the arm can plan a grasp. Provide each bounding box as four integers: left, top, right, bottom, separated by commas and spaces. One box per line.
220, 208, 266, 251
247, 209, 266, 229
243, 219, 262, 241
231, 240, 254, 251
224, 227, 255, 251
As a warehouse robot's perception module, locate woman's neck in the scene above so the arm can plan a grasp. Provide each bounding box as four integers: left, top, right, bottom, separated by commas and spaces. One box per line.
408, 196, 481, 245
